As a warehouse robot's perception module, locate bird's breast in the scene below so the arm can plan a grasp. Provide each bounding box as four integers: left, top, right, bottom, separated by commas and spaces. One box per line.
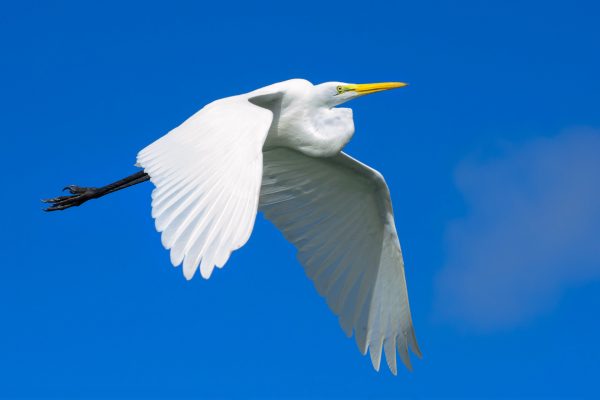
264, 107, 355, 157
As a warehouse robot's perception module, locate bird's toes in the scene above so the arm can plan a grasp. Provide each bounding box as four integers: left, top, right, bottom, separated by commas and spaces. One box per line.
63, 185, 91, 195
41, 195, 71, 203
43, 203, 72, 212
41, 192, 87, 210
44, 184, 98, 211
42, 195, 84, 211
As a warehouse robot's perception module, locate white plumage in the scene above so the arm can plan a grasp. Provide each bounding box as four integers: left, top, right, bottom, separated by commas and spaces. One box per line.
136, 79, 420, 374
137, 96, 272, 279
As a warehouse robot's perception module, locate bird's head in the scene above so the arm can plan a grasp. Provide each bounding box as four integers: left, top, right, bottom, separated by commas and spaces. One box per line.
314, 81, 408, 107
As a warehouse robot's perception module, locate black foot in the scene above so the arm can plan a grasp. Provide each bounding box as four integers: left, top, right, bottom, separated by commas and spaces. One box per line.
42, 185, 101, 211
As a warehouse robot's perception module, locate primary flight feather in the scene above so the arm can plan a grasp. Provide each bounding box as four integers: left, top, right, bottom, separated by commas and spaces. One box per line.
44, 78, 421, 374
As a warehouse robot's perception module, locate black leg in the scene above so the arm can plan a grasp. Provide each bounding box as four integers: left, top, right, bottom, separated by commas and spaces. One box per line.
42, 170, 150, 212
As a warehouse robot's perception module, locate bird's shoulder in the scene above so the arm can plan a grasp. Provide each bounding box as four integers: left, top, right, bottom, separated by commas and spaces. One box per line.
245, 78, 313, 99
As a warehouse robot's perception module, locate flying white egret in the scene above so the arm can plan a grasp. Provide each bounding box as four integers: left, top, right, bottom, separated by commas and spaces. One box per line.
43, 79, 421, 374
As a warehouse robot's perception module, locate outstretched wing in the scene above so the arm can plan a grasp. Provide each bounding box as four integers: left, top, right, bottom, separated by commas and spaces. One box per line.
259, 148, 421, 374
137, 94, 278, 280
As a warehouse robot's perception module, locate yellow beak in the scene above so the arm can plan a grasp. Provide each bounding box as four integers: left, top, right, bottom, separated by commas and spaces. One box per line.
352, 82, 408, 95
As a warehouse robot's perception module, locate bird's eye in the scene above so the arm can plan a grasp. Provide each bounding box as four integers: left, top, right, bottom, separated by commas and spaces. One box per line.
336, 85, 344, 94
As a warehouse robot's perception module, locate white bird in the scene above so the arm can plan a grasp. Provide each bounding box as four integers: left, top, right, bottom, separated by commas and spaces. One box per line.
43, 79, 421, 374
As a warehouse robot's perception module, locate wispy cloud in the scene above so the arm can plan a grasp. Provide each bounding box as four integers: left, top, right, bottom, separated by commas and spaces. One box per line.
436, 129, 600, 330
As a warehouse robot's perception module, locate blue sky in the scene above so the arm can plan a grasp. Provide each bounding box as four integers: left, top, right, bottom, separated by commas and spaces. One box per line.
1, 0, 599, 398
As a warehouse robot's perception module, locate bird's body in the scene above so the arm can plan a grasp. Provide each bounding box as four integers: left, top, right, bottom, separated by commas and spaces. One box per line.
44, 78, 421, 374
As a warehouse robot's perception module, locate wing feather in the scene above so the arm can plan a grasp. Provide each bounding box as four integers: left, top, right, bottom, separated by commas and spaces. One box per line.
260, 148, 421, 374
137, 94, 277, 279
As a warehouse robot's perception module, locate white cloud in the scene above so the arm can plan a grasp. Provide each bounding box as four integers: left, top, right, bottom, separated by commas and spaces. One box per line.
436, 129, 600, 330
